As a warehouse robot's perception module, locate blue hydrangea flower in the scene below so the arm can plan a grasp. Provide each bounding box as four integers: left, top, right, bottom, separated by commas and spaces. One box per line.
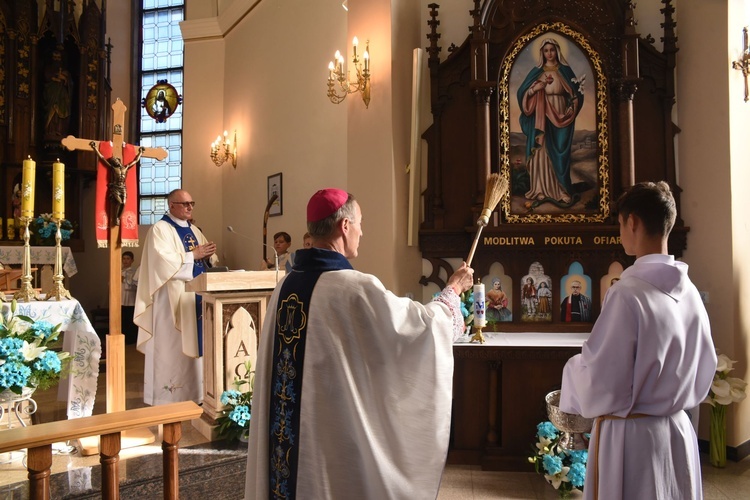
39, 225, 54, 238
221, 389, 242, 406
536, 421, 559, 440
33, 351, 62, 373
60, 229, 72, 240
0, 361, 32, 390
566, 449, 588, 464
542, 453, 563, 475
568, 462, 586, 488
229, 404, 251, 428
29, 321, 55, 339
460, 302, 470, 318
0, 337, 24, 359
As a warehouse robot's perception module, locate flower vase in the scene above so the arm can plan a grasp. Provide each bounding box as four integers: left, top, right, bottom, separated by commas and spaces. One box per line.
709, 404, 727, 468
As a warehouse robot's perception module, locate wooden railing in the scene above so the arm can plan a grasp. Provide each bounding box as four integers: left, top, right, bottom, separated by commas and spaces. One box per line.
0, 401, 203, 500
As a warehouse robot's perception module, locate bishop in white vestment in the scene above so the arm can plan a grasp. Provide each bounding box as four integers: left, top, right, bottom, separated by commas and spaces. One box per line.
245, 189, 473, 500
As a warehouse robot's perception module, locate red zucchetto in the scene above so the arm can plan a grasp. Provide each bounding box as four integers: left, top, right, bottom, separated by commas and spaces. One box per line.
307, 188, 349, 222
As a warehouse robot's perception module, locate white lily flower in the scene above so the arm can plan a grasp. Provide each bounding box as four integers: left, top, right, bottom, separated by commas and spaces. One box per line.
536, 436, 552, 454
545, 466, 571, 489
716, 354, 736, 374
20, 340, 47, 361
728, 377, 748, 403
712, 378, 735, 405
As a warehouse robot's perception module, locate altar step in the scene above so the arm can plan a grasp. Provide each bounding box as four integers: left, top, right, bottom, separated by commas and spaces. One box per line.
3, 440, 248, 499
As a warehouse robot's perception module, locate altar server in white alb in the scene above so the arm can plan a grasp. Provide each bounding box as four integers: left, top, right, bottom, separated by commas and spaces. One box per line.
134, 189, 218, 406
245, 188, 474, 500
560, 181, 716, 500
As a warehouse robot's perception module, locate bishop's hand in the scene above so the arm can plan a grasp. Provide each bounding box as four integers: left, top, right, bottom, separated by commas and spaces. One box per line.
446, 262, 474, 295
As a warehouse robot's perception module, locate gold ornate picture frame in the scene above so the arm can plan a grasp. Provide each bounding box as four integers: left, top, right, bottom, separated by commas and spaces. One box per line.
499, 22, 610, 223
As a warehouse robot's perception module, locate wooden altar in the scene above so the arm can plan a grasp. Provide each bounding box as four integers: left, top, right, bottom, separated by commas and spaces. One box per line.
186, 270, 283, 440
450, 333, 586, 470
422, 1, 690, 470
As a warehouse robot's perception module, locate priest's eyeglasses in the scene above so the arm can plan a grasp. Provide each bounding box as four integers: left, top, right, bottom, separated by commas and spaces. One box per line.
172, 201, 196, 208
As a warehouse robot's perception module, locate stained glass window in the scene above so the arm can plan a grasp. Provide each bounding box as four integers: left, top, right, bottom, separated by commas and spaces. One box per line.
138, 0, 184, 225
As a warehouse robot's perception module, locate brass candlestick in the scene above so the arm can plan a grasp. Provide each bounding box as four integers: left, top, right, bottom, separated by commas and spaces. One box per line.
45, 219, 72, 301
13, 217, 40, 302
470, 324, 486, 344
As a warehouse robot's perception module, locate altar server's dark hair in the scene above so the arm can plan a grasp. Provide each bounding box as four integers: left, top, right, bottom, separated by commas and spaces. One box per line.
616, 181, 676, 237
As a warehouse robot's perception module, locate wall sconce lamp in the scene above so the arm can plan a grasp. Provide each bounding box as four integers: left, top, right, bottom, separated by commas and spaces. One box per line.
732, 27, 750, 102
210, 130, 237, 168
327, 37, 371, 108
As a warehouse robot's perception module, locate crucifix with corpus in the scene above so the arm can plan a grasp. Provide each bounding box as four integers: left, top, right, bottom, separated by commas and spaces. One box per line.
62, 98, 167, 450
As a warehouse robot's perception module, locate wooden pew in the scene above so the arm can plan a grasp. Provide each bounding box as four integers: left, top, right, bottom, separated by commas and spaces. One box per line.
0, 401, 203, 500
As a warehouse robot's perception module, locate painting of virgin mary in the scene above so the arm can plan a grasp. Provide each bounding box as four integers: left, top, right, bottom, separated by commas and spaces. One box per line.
500, 24, 609, 223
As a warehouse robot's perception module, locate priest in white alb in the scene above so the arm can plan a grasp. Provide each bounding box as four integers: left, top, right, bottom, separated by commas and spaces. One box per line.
245, 188, 474, 499
560, 181, 716, 500
134, 189, 218, 405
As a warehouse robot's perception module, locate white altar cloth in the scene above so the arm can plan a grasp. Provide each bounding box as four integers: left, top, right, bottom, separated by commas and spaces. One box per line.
454, 331, 590, 347
0, 246, 78, 277
1, 299, 100, 418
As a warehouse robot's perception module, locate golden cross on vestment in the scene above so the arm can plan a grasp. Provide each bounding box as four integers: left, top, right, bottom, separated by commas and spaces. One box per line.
185, 234, 198, 250
61, 98, 167, 420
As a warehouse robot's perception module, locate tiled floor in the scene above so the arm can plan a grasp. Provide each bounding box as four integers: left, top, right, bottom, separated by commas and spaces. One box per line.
437, 458, 750, 499
2, 344, 749, 499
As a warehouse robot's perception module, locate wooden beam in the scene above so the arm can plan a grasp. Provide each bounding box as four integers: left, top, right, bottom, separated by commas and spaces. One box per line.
0, 401, 202, 453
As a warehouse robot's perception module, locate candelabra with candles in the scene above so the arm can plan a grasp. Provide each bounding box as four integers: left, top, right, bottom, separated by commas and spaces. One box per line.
210, 130, 237, 168
13, 217, 40, 302
327, 37, 371, 108
13, 156, 39, 302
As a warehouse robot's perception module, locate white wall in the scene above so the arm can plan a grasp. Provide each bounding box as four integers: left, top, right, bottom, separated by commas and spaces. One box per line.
677, 0, 750, 446
182, 0, 423, 293
727, 0, 750, 448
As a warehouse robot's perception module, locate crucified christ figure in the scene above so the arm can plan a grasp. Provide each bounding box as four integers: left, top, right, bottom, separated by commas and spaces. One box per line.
90, 140, 145, 226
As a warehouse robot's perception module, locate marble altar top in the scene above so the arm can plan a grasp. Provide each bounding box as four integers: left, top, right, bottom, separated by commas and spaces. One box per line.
454, 331, 589, 347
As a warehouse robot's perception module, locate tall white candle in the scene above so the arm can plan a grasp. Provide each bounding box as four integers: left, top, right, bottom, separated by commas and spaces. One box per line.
473, 281, 486, 327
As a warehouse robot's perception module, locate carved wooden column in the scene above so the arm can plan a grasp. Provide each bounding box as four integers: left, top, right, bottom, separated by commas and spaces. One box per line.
618, 1, 640, 189
26, 444, 53, 500
162, 422, 182, 499
470, 0, 492, 207
426, 3, 445, 229
100, 432, 121, 500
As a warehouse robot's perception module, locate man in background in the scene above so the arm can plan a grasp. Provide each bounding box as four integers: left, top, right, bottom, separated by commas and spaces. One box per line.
134, 189, 218, 405
245, 189, 474, 499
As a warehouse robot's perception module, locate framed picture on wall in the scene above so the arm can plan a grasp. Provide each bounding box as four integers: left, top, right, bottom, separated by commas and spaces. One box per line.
268, 173, 283, 217
498, 22, 611, 223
